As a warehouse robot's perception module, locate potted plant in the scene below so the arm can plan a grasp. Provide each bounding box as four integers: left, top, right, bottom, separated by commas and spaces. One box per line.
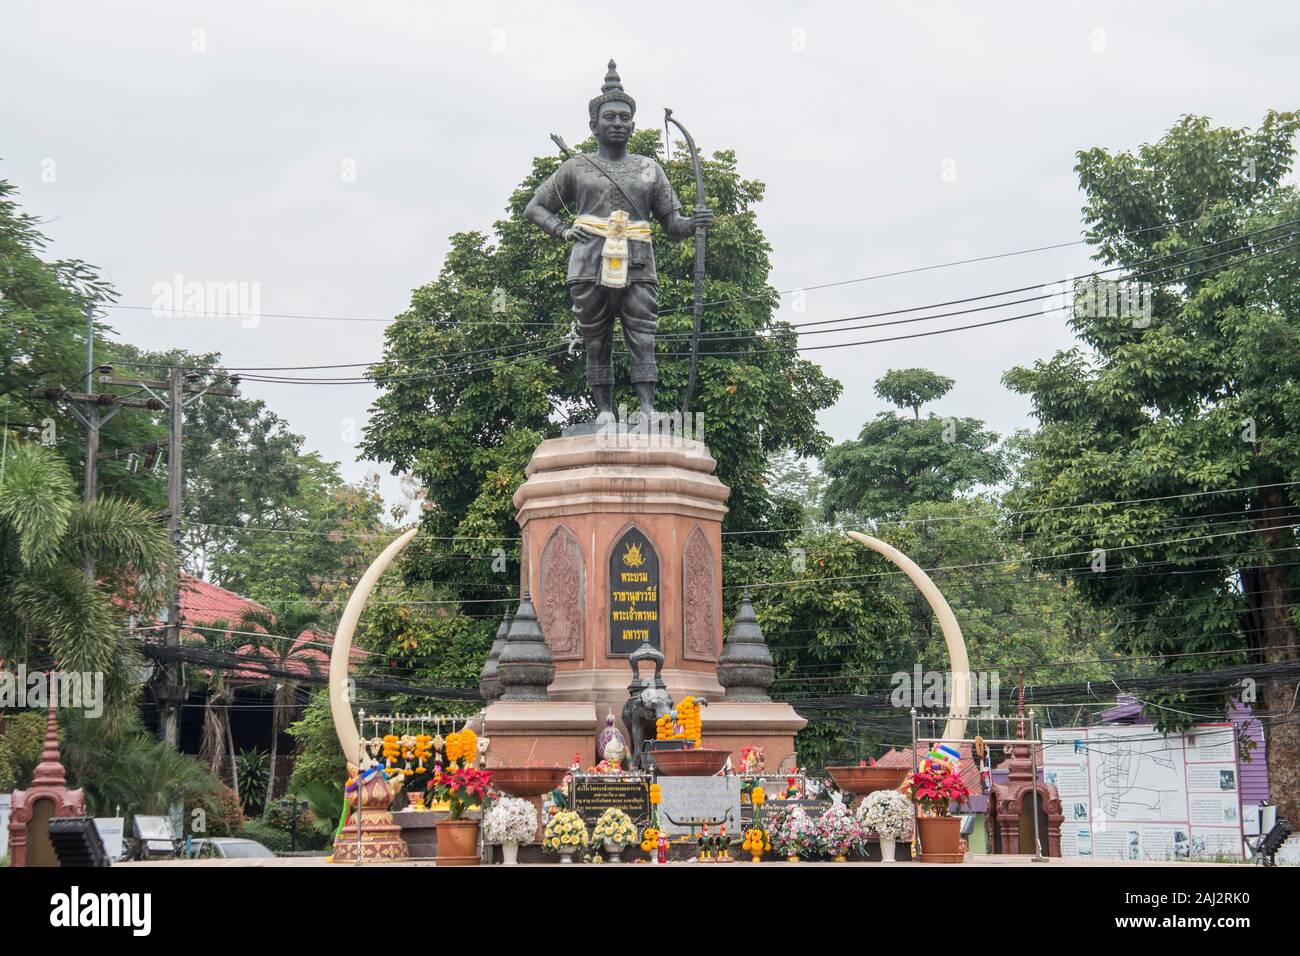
592, 807, 637, 862
857, 789, 914, 862
543, 810, 588, 863
817, 802, 863, 862
482, 796, 538, 865
425, 766, 493, 866
902, 763, 971, 863
769, 806, 817, 862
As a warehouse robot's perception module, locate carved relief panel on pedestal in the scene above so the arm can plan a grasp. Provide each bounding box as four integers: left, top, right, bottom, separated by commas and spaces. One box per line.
682, 525, 718, 661
538, 524, 585, 660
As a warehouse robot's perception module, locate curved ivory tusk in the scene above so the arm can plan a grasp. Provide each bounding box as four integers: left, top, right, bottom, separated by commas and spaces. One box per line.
846, 530, 970, 743
329, 526, 420, 764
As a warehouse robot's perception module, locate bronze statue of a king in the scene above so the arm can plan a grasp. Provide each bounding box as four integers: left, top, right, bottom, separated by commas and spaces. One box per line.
524, 60, 714, 422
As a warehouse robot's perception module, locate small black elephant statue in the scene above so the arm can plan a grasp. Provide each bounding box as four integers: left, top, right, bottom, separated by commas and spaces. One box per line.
621, 642, 673, 769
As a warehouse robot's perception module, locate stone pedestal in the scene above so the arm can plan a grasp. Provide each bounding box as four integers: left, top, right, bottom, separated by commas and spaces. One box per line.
484, 700, 600, 769
701, 701, 807, 773
513, 430, 728, 721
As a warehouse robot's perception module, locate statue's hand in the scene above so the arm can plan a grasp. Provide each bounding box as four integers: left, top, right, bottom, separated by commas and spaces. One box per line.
690, 206, 715, 231
563, 225, 596, 242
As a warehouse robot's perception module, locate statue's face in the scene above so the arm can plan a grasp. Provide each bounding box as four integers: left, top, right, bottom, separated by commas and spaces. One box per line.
591, 99, 635, 146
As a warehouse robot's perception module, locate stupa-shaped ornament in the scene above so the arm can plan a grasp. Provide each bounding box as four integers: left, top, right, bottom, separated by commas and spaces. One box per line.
497, 586, 555, 701
478, 607, 512, 701
716, 589, 775, 702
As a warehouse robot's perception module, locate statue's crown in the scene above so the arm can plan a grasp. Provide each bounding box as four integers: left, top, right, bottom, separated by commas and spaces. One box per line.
589, 59, 636, 121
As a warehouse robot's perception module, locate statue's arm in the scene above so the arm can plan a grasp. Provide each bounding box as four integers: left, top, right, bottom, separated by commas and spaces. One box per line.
524, 192, 568, 239
652, 164, 714, 238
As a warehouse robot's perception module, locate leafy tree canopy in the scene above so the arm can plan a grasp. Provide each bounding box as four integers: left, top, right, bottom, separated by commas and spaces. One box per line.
1003, 110, 1300, 822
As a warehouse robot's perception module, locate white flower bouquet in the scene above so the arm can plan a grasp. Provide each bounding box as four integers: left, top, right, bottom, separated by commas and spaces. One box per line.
482, 796, 539, 845
857, 789, 915, 840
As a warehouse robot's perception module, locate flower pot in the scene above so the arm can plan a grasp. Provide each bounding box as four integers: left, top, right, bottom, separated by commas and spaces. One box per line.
500, 840, 519, 865
879, 836, 896, 862
833, 854, 847, 862
435, 818, 481, 866
603, 839, 626, 863
558, 844, 578, 864
917, 816, 963, 863
787, 855, 799, 863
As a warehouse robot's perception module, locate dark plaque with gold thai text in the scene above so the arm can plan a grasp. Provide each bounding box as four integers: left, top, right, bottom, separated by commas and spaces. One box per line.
570, 775, 652, 830
608, 527, 660, 655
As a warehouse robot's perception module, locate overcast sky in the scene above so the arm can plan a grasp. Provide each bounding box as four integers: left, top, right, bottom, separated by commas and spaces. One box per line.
4, 1, 1298, 506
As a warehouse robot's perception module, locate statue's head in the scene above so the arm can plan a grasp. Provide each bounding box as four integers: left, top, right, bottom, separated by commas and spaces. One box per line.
589, 59, 636, 146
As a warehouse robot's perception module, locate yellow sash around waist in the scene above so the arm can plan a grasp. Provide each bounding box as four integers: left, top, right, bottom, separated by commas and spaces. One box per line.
573, 211, 652, 288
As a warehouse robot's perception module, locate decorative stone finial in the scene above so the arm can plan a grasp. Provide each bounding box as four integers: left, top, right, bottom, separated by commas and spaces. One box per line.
478, 607, 512, 701
497, 586, 555, 701
717, 589, 774, 702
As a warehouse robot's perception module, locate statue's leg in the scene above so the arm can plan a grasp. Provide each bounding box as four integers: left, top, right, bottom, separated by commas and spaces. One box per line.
620, 282, 659, 416
571, 282, 615, 414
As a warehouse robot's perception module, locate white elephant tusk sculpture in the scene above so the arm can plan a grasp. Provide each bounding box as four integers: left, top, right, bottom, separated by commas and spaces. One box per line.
845, 530, 971, 743
329, 526, 420, 764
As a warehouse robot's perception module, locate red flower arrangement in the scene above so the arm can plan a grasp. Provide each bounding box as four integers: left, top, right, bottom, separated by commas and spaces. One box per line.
902, 764, 971, 818
426, 767, 494, 820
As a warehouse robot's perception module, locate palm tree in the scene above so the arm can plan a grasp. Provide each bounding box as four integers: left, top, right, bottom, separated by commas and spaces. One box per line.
195, 617, 250, 796
238, 603, 324, 805
0, 442, 174, 729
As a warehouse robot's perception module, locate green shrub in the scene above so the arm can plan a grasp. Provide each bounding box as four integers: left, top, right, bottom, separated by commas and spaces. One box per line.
0, 711, 50, 787
195, 784, 245, 836
234, 819, 292, 854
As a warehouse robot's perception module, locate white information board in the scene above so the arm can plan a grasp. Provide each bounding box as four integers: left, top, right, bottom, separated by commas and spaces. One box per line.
1042, 723, 1244, 861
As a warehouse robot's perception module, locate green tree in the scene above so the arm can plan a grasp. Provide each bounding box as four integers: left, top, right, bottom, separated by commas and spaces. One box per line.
0, 178, 149, 501
882, 498, 1115, 685
724, 533, 912, 769
1003, 110, 1300, 824
821, 369, 1007, 521
0, 442, 173, 725
874, 368, 955, 420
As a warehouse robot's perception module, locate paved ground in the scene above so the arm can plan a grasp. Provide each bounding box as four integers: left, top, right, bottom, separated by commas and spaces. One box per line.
120, 853, 1247, 867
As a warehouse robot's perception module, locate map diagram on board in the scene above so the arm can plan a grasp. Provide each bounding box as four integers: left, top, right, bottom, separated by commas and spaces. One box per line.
1091, 730, 1183, 820
1042, 723, 1244, 861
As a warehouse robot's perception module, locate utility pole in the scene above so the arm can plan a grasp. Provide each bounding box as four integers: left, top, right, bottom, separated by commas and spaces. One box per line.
96, 371, 239, 749
37, 367, 239, 749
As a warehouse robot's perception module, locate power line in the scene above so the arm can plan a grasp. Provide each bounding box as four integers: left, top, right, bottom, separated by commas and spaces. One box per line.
98, 205, 1274, 330
185, 221, 1300, 384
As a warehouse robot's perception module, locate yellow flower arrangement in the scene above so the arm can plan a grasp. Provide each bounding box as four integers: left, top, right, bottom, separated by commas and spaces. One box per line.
445, 731, 463, 766
640, 827, 660, 852
543, 811, 589, 853
593, 808, 638, 846
655, 698, 704, 747
740, 827, 772, 861
649, 783, 662, 805
381, 734, 401, 766
459, 727, 478, 765
752, 786, 766, 806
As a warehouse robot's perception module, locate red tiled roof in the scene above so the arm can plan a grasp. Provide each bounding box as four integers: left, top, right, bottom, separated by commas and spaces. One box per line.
175, 574, 358, 682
